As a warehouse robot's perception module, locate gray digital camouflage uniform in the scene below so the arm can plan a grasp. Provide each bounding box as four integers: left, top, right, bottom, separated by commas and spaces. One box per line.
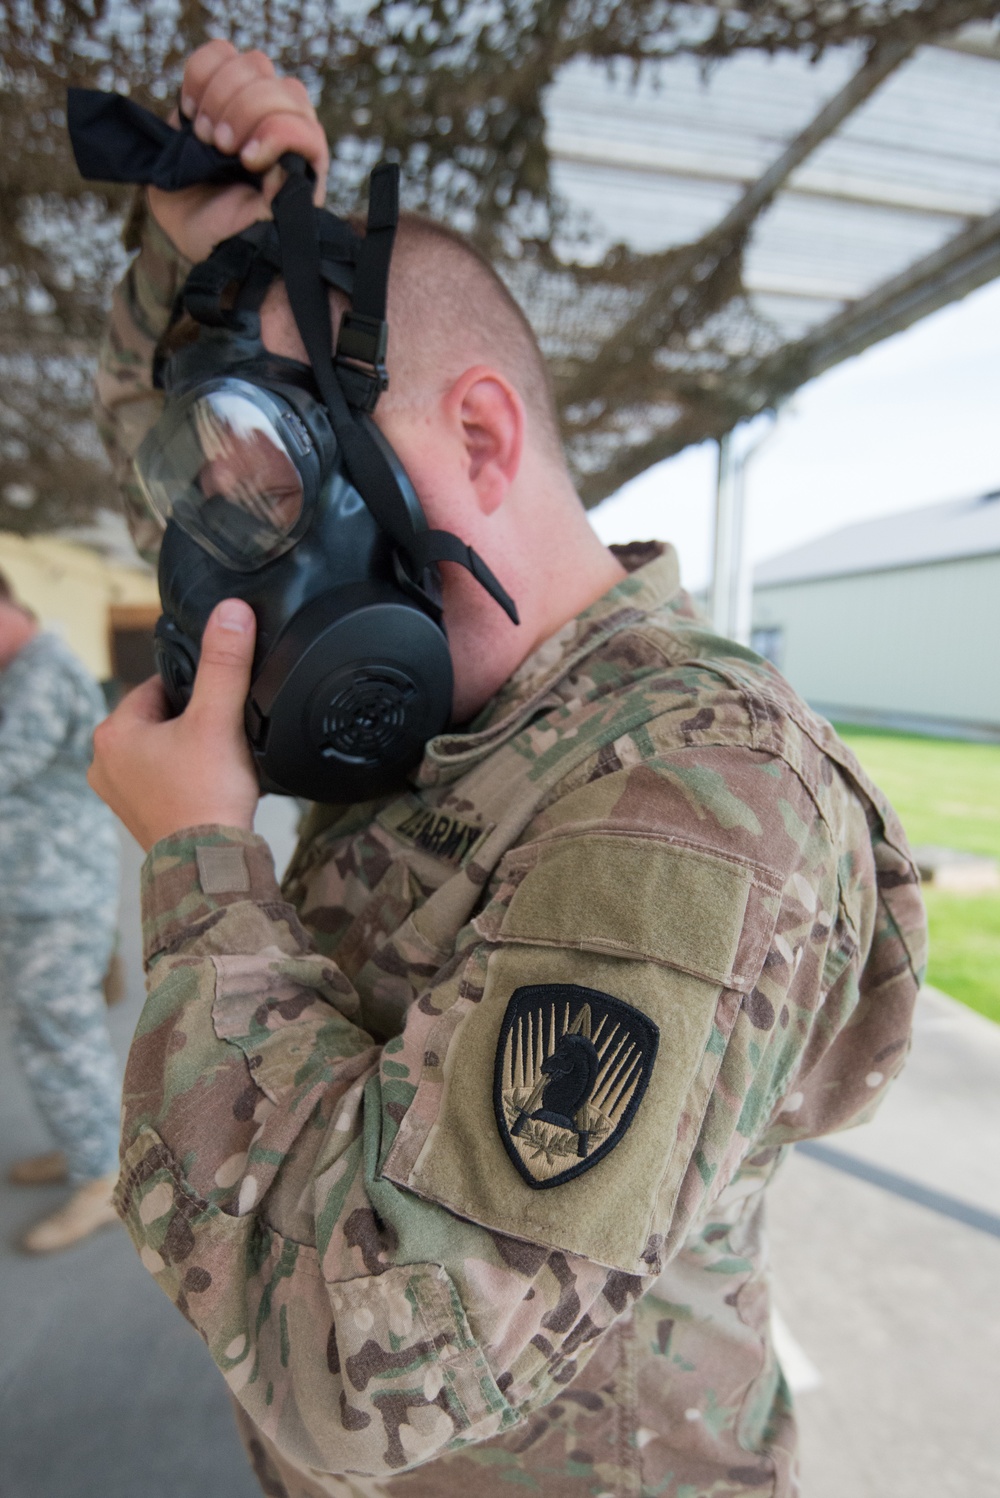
0, 631, 121, 1181
95, 203, 928, 1498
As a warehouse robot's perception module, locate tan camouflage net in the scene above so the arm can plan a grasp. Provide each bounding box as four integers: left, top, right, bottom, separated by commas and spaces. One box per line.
1, 0, 998, 530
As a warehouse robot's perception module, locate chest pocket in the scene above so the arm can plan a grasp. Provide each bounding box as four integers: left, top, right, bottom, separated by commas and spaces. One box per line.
383, 831, 782, 1275
296, 790, 495, 1027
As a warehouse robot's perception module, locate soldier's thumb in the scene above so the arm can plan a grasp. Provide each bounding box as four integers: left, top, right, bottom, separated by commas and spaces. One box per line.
187, 599, 255, 728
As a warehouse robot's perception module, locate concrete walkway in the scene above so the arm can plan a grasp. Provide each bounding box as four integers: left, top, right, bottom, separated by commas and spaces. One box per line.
1, 805, 997, 1496
0, 804, 298, 1498
768, 986, 1000, 1498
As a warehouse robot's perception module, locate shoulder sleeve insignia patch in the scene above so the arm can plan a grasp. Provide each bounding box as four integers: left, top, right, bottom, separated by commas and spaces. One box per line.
493, 983, 659, 1189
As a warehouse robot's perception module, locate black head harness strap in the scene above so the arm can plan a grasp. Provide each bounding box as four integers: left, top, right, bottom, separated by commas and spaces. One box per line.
180, 215, 359, 329
67, 86, 261, 191
268, 155, 518, 624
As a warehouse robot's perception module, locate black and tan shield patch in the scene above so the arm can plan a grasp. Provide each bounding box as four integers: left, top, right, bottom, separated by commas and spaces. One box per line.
493, 983, 659, 1189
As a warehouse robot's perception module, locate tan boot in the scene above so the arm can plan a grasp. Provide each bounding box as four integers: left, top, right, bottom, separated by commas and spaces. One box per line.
20, 1173, 119, 1253
8, 1150, 68, 1186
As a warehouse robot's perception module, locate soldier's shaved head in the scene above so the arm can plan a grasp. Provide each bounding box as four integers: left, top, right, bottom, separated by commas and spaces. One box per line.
379, 214, 563, 465
261, 212, 564, 469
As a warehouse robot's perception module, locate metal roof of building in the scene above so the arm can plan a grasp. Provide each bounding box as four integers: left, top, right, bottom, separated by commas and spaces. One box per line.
754, 489, 1000, 585
546, 24, 1000, 356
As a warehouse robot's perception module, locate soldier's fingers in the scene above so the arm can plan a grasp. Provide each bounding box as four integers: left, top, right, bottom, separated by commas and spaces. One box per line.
180, 39, 240, 120
215, 75, 315, 155
186, 599, 256, 727
255, 161, 327, 214
211, 77, 314, 156
88, 678, 167, 800
242, 113, 330, 193
194, 51, 278, 145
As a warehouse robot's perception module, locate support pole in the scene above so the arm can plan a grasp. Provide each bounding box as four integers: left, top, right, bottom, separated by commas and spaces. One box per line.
731, 449, 753, 647
711, 415, 780, 644
710, 432, 739, 639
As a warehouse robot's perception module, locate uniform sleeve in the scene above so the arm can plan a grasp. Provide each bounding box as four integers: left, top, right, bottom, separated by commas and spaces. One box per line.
94, 194, 190, 562
757, 773, 928, 1151
116, 738, 922, 1481
0, 649, 72, 795
119, 823, 674, 1477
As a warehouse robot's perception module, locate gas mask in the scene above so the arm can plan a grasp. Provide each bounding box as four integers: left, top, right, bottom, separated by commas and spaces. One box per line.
69, 95, 519, 802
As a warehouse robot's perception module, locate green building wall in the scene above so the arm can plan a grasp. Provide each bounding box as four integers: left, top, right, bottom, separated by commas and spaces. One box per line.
751, 551, 1000, 736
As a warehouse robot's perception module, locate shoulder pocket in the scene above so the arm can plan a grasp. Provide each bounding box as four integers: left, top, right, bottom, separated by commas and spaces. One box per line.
384, 832, 781, 1274
494, 831, 778, 990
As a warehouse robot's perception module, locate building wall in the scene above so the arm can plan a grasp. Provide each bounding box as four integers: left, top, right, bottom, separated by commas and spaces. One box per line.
752, 551, 1000, 730
0, 533, 159, 680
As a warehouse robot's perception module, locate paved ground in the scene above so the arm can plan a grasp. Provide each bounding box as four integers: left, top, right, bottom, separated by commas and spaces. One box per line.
0, 804, 298, 1498
1, 804, 997, 1497
768, 986, 1000, 1498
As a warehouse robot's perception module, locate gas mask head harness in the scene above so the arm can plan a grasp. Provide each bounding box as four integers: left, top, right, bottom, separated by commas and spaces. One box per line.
137, 154, 518, 802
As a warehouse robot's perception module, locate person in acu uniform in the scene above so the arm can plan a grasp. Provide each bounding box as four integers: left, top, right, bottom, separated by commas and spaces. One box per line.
90, 41, 927, 1498
0, 571, 121, 1251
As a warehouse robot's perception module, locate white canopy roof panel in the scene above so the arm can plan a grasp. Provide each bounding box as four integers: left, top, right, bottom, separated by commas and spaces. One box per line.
545, 27, 1000, 345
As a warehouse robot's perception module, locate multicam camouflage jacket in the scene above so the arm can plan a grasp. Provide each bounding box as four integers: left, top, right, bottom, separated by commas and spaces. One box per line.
99, 208, 927, 1498
0, 631, 119, 918
94, 195, 190, 564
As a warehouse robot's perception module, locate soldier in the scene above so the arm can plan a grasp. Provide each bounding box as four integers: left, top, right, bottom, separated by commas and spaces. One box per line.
89, 42, 927, 1498
0, 570, 122, 1251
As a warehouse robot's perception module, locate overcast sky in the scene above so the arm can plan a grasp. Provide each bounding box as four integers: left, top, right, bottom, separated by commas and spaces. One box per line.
589, 274, 1000, 594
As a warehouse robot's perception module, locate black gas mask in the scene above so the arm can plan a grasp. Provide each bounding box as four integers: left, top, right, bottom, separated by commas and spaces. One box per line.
68, 92, 518, 801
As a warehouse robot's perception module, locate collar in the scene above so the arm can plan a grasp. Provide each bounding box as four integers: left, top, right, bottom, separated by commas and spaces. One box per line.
415, 541, 683, 787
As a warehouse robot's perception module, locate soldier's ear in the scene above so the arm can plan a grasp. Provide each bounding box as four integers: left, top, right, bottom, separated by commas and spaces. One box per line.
447, 367, 524, 516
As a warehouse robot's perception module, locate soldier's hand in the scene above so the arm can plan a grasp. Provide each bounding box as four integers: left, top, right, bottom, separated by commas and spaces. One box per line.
89, 600, 260, 852
148, 40, 329, 264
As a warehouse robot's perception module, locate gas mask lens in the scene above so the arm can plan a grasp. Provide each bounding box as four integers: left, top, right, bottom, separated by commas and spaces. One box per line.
135, 380, 308, 568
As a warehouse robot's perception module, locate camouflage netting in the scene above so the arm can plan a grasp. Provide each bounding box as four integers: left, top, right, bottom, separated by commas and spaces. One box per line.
1, 0, 999, 533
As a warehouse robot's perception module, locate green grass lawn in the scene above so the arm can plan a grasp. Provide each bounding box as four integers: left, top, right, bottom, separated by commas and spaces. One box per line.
836, 725, 1000, 1024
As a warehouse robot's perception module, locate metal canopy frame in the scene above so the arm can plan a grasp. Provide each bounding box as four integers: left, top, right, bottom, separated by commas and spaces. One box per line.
621, 26, 1000, 641
1, 3, 998, 543
756, 202, 1000, 393
708, 196, 1000, 640
573, 26, 1000, 508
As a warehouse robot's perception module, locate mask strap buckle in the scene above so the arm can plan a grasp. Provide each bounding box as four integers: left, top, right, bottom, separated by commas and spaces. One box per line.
335, 313, 388, 412
334, 162, 397, 413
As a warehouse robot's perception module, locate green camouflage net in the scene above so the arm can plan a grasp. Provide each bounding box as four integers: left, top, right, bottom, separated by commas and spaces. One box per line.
0, 0, 998, 530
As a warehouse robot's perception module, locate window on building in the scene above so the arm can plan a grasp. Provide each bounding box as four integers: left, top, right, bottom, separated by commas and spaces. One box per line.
751, 625, 784, 669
